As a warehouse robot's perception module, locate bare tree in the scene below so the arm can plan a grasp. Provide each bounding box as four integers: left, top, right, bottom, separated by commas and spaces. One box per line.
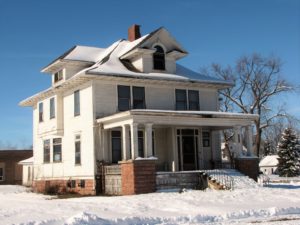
205, 53, 294, 157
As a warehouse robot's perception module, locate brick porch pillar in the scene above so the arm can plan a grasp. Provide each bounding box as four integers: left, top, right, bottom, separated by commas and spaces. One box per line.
120, 159, 156, 195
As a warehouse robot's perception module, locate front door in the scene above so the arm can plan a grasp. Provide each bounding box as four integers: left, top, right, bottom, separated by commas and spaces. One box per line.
177, 129, 199, 171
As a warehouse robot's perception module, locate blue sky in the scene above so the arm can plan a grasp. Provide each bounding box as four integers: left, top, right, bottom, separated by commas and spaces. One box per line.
0, 0, 299, 148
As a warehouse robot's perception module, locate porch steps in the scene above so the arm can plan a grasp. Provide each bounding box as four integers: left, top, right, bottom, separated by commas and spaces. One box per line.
206, 169, 259, 190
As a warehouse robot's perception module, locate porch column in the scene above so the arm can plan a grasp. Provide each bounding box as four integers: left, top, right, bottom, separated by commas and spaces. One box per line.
130, 123, 139, 159
122, 124, 130, 160
245, 125, 253, 156
234, 126, 242, 156
145, 123, 153, 157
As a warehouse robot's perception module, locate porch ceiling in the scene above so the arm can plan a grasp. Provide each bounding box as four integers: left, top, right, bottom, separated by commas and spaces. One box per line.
96, 110, 259, 129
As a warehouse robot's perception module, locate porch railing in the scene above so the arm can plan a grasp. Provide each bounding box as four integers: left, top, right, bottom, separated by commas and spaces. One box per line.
204, 169, 234, 190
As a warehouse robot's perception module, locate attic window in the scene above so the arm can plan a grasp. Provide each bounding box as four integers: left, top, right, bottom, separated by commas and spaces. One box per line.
54, 70, 63, 83
153, 45, 165, 70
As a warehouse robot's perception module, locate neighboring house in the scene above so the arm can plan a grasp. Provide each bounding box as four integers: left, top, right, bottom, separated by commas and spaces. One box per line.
0, 150, 33, 185
18, 157, 34, 186
259, 155, 279, 175
20, 25, 259, 195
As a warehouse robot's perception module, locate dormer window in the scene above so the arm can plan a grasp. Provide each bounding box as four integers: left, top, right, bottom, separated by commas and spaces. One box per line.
153, 45, 165, 70
54, 70, 63, 83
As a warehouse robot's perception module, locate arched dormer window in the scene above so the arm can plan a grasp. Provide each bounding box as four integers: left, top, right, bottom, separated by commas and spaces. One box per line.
153, 45, 165, 70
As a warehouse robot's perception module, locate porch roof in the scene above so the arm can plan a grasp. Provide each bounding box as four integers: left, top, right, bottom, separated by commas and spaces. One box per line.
96, 110, 259, 129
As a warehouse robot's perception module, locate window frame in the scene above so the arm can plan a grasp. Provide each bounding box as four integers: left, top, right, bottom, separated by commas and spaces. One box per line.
50, 97, 55, 119
111, 130, 122, 163
132, 86, 145, 109
153, 45, 165, 70
43, 139, 50, 163
74, 90, 80, 117
117, 85, 131, 111
75, 134, 81, 165
175, 89, 187, 110
54, 69, 63, 83
39, 102, 44, 122
53, 138, 62, 162
188, 90, 200, 110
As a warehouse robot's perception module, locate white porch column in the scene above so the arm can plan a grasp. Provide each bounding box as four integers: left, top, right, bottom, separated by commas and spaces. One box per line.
145, 123, 153, 157
245, 125, 253, 156
130, 123, 139, 159
234, 126, 242, 156
122, 124, 130, 160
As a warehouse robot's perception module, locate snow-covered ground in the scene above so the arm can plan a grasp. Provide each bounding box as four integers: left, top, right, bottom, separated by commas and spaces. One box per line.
1, 182, 300, 225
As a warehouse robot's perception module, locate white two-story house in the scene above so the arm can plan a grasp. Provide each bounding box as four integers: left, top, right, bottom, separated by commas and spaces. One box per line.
20, 25, 258, 195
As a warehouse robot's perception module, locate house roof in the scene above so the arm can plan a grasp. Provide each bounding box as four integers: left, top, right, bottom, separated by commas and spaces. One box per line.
20, 27, 234, 107
18, 157, 34, 165
259, 155, 279, 167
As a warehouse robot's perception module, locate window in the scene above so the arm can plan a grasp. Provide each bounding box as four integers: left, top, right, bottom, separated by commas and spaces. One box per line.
175, 89, 200, 110
74, 90, 80, 116
138, 131, 144, 157
50, 97, 55, 119
188, 90, 199, 110
39, 102, 43, 122
202, 131, 210, 147
75, 134, 81, 165
175, 89, 187, 110
111, 131, 122, 163
153, 45, 165, 70
133, 86, 145, 109
43, 139, 50, 163
0, 167, 4, 181
54, 70, 63, 83
53, 138, 62, 162
118, 85, 130, 111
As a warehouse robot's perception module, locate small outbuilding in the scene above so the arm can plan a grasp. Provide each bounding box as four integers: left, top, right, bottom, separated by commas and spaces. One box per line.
18, 157, 34, 186
0, 150, 33, 185
259, 155, 279, 175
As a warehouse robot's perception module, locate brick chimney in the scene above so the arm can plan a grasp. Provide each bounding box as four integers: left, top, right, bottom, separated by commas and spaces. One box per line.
128, 24, 141, 42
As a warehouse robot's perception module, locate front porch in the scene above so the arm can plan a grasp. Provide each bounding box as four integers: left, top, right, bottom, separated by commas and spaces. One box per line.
96, 110, 259, 172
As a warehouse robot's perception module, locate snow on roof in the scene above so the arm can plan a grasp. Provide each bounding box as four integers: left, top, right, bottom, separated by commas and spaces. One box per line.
259, 155, 279, 167
18, 157, 33, 165
85, 39, 231, 85
64, 46, 105, 62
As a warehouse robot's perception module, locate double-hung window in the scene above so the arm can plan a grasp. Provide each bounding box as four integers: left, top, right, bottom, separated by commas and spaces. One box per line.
43, 140, 50, 163
188, 90, 200, 110
75, 134, 81, 165
111, 130, 122, 163
133, 86, 145, 109
74, 90, 80, 116
39, 102, 43, 122
50, 97, 55, 119
175, 89, 199, 110
118, 85, 131, 111
175, 89, 187, 110
53, 138, 62, 162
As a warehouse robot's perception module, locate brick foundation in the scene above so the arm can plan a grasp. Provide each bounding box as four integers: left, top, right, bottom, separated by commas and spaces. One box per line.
33, 179, 95, 195
120, 159, 156, 195
235, 157, 259, 181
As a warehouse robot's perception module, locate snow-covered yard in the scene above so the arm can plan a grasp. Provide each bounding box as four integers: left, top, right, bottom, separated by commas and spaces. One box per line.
1, 182, 300, 225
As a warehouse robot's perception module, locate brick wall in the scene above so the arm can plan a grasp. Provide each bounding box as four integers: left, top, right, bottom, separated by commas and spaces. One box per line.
33, 179, 95, 195
235, 157, 259, 181
120, 159, 156, 195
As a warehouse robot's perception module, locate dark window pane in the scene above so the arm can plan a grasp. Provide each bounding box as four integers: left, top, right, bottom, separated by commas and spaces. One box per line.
74, 90, 80, 116
75, 139, 81, 165
153, 46, 165, 70
188, 90, 199, 110
182, 129, 194, 136
53, 138, 62, 162
138, 131, 144, 157
118, 85, 130, 111
133, 87, 145, 109
175, 89, 187, 110
43, 139, 50, 163
50, 98, 55, 119
39, 102, 43, 122
112, 131, 121, 163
